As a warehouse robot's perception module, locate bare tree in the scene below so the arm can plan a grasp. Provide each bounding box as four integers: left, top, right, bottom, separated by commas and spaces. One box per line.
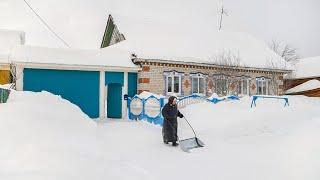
9, 63, 16, 89
210, 51, 241, 96
8, 62, 22, 90
269, 39, 300, 63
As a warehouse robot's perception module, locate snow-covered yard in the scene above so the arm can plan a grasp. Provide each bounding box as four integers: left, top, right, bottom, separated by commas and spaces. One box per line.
1, 90, 320, 180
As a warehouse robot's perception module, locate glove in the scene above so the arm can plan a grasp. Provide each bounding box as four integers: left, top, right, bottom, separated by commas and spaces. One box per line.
179, 113, 184, 118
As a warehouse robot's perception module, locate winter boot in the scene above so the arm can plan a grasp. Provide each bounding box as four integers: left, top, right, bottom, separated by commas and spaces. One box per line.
172, 142, 179, 146
163, 140, 169, 144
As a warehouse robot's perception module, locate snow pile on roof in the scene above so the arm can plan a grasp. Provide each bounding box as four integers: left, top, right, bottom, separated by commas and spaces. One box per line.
293, 56, 320, 78
112, 29, 291, 70
1, 0, 291, 70
286, 80, 320, 94
10, 45, 137, 69
0, 29, 25, 61
0, 83, 12, 89
136, 91, 164, 99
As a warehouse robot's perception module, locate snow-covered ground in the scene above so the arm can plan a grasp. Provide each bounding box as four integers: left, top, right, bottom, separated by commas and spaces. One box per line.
1, 90, 320, 180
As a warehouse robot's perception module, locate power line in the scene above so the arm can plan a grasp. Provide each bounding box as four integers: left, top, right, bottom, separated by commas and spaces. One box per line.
22, 0, 71, 48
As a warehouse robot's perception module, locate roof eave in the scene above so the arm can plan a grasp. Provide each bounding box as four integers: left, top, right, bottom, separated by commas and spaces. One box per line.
14, 61, 141, 72
133, 58, 292, 73
285, 76, 320, 80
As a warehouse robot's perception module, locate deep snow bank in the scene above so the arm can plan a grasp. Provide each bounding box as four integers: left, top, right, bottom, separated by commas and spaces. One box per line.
1, 90, 320, 180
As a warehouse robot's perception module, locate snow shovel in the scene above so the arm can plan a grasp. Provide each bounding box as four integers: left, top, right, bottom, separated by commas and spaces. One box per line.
178, 117, 205, 152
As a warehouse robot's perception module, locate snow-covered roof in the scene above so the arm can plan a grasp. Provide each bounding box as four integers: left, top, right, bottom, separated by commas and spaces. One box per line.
10, 45, 139, 71
112, 30, 292, 71
1, 0, 291, 71
0, 29, 25, 62
105, 6, 292, 71
293, 56, 320, 79
286, 80, 320, 94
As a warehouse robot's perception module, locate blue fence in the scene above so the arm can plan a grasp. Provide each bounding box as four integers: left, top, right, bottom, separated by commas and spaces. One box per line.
207, 95, 240, 104
127, 94, 240, 126
127, 95, 165, 125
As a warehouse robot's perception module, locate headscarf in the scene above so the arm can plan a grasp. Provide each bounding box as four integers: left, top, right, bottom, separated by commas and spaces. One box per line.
168, 96, 177, 106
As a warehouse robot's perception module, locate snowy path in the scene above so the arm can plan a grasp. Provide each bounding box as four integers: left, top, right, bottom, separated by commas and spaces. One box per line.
0, 91, 320, 180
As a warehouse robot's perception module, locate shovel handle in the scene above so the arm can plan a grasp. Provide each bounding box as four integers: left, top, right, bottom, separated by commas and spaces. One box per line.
183, 117, 198, 138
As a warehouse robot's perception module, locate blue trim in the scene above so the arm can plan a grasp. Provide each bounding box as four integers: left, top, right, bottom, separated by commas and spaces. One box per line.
128, 72, 137, 97
23, 68, 100, 118
105, 72, 124, 86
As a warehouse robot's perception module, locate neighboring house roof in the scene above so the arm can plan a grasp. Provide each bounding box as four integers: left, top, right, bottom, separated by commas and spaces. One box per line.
0, 29, 25, 63
292, 56, 320, 79
286, 79, 320, 94
10, 45, 139, 71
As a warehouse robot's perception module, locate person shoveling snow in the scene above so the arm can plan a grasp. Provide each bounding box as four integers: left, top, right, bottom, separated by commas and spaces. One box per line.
161, 96, 184, 146
161, 96, 205, 151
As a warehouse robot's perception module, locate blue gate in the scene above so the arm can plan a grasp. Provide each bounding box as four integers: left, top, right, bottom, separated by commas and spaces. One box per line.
128, 95, 164, 125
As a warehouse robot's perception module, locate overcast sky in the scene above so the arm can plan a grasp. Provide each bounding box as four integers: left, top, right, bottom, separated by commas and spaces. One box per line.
0, 0, 319, 58
223, 0, 320, 58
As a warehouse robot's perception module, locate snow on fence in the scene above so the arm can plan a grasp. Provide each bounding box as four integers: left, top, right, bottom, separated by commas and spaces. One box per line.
127, 94, 240, 125
127, 95, 165, 125
177, 94, 207, 109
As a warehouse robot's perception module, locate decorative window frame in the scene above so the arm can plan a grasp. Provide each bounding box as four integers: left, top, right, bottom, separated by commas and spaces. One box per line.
235, 75, 251, 96
163, 71, 185, 96
190, 72, 208, 95
256, 76, 270, 95
212, 73, 230, 95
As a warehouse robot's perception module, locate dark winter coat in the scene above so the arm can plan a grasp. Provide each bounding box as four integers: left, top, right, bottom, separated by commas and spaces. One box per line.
161, 96, 183, 143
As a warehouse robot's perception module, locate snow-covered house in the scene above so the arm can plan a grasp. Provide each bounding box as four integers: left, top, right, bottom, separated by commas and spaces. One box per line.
102, 15, 292, 97
285, 56, 320, 97
0, 30, 25, 84
2, 1, 292, 97
9, 44, 139, 119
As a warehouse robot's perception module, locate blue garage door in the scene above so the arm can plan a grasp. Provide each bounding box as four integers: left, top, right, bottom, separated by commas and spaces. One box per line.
23, 68, 100, 118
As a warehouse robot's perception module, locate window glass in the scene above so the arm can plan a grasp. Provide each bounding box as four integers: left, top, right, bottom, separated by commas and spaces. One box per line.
174, 76, 180, 93
167, 77, 172, 93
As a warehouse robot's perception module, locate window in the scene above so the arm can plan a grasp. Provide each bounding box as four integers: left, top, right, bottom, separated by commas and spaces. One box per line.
216, 79, 227, 95
237, 78, 249, 96
213, 74, 229, 96
191, 76, 205, 94
164, 71, 183, 95
256, 77, 269, 95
